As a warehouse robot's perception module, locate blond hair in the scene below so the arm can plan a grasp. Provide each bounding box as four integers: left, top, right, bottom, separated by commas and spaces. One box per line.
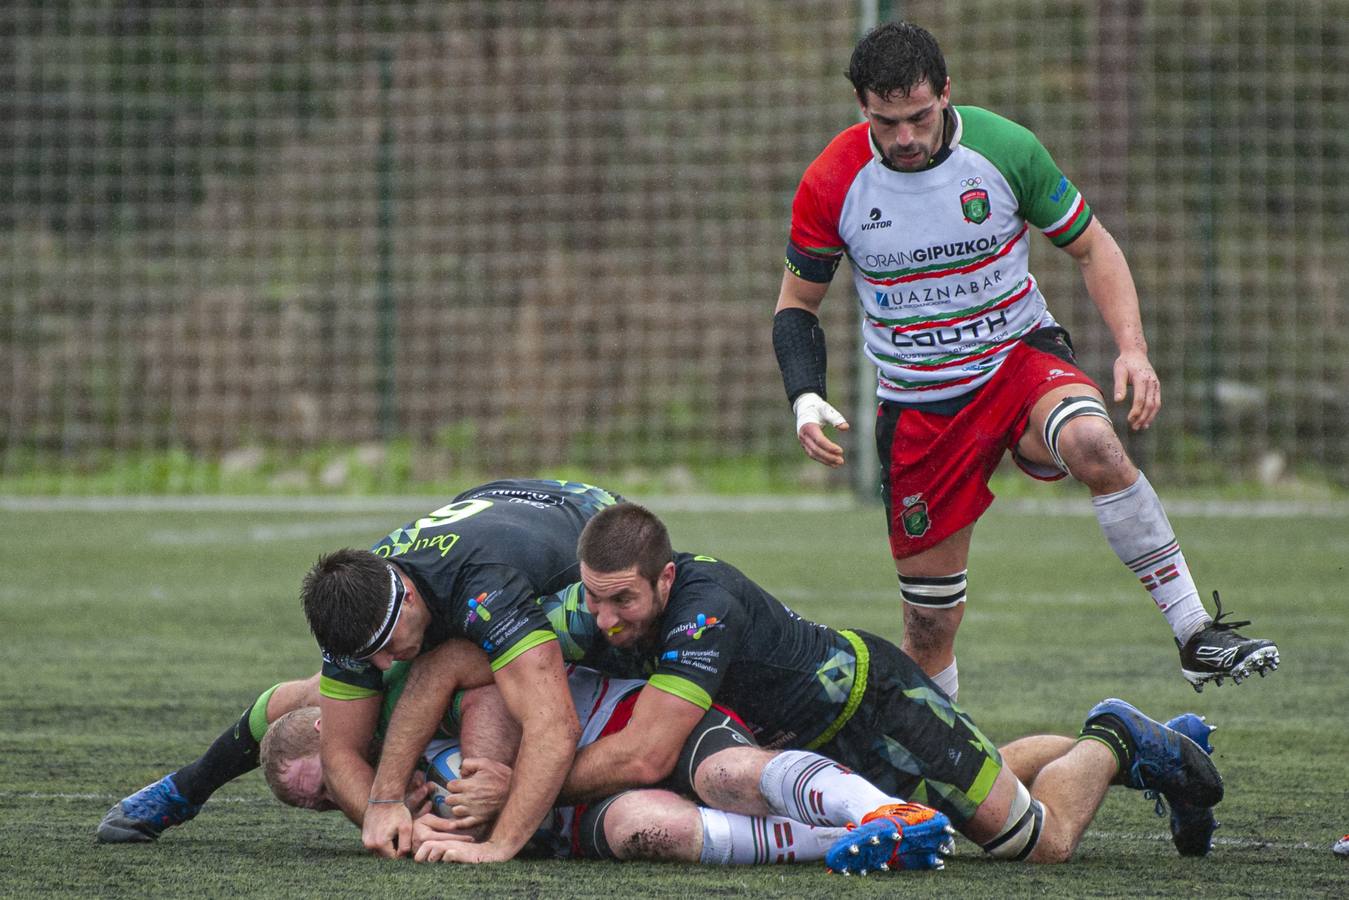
260, 706, 321, 807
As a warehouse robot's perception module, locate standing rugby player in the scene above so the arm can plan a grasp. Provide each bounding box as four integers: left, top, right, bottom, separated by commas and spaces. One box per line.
771, 21, 1277, 699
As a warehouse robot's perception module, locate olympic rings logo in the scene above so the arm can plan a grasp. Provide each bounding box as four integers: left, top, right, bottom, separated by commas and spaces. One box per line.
960, 177, 983, 187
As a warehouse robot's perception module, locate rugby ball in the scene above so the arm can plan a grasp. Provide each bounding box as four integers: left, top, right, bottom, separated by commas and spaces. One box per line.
426, 742, 463, 786
423, 741, 462, 817
1334, 834, 1349, 858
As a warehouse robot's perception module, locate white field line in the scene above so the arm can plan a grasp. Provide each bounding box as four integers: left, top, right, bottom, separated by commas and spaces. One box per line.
2, 494, 1348, 518
0, 791, 1329, 852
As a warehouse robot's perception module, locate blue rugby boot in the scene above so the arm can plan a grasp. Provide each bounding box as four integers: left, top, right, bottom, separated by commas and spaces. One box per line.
96, 774, 203, 843
1165, 713, 1216, 755
825, 802, 956, 875
1163, 713, 1220, 857
1083, 699, 1223, 810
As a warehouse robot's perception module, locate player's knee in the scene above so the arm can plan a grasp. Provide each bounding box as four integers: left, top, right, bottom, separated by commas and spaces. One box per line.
692, 746, 772, 810
587, 791, 697, 862
1040, 395, 1125, 481
1055, 418, 1134, 488
979, 779, 1046, 863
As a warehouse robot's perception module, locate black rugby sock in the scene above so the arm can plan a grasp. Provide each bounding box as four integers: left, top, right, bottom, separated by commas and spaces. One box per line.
1078, 714, 1137, 781
172, 686, 277, 804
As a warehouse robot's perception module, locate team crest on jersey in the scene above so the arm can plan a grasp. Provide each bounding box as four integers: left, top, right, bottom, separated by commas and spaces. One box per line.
960, 188, 991, 224
900, 493, 931, 538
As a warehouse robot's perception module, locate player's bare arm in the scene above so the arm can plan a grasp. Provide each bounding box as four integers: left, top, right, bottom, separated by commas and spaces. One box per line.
317, 692, 383, 826
774, 270, 849, 467
559, 683, 706, 804
418, 640, 580, 863
362, 639, 493, 858
1061, 218, 1160, 431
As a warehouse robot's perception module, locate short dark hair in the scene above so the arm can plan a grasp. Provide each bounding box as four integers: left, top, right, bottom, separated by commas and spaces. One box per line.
847, 21, 947, 103
577, 503, 673, 584
300, 548, 391, 658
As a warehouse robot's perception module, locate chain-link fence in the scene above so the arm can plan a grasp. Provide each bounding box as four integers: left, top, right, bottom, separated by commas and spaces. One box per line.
3, 1, 1345, 493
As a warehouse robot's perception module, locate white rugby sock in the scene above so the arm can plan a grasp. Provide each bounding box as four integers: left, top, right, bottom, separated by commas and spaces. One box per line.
930, 658, 958, 701
697, 807, 846, 864
1092, 472, 1210, 643
758, 750, 895, 827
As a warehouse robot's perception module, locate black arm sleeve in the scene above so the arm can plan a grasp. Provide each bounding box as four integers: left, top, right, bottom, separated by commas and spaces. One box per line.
772, 307, 828, 406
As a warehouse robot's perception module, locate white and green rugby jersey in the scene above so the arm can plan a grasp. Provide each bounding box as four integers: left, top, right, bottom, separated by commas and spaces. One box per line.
786, 105, 1092, 404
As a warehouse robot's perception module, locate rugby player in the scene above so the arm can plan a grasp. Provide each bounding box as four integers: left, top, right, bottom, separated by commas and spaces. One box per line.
541, 503, 1225, 869
771, 21, 1277, 698
380, 634, 959, 870
97, 478, 621, 864
261, 661, 858, 866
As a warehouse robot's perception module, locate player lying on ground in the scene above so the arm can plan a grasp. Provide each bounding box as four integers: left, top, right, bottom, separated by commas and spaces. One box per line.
773, 21, 1277, 698
326, 615, 965, 868
354, 635, 958, 869
260, 663, 864, 866
452, 502, 1223, 869
98, 479, 621, 855
392, 607, 1217, 870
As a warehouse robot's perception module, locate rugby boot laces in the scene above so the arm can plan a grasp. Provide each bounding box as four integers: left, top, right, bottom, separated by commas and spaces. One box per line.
1084, 698, 1224, 811
825, 802, 956, 875
96, 774, 203, 843
1161, 713, 1220, 857
1178, 591, 1279, 692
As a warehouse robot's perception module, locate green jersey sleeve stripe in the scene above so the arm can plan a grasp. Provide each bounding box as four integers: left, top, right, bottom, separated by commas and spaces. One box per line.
319, 675, 381, 701
489, 630, 558, 672
648, 673, 713, 710
247, 683, 282, 742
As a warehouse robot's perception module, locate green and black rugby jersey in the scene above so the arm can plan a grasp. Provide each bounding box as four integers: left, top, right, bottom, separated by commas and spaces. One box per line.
538, 552, 864, 750
320, 479, 621, 701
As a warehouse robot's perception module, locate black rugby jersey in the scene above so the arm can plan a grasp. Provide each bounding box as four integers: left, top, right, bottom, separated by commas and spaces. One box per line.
538, 552, 863, 749
320, 479, 620, 700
